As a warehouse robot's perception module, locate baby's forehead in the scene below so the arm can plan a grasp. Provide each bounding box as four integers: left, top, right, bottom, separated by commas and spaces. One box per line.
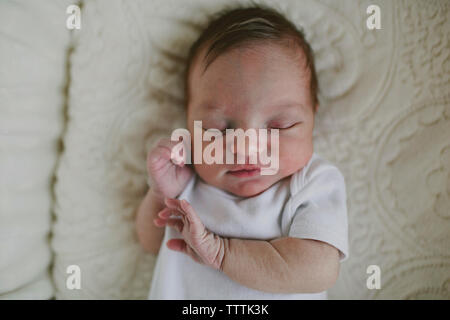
188, 44, 312, 115
192, 98, 309, 121
193, 40, 309, 78
189, 43, 310, 98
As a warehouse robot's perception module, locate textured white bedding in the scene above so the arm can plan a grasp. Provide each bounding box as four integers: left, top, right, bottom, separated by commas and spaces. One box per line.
0, 0, 71, 299
1, 0, 449, 299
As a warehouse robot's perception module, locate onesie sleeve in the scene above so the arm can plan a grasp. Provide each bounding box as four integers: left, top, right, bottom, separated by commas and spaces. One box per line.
286, 156, 349, 261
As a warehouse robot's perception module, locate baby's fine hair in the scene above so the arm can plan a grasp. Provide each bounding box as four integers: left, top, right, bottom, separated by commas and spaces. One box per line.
184, 5, 319, 111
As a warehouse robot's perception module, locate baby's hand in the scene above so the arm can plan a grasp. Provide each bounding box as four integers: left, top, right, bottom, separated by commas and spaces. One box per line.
154, 198, 226, 270
147, 138, 193, 201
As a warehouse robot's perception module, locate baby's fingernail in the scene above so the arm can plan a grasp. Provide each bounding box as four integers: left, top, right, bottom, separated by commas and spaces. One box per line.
180, 199, 189, 208
165, 198, 178, 206
159, 210, 169, 218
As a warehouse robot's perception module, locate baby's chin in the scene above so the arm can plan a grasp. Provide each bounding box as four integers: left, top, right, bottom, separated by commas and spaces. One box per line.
226, 185, 270, 198
195, 162, 307, 198
220, 175, 284, 198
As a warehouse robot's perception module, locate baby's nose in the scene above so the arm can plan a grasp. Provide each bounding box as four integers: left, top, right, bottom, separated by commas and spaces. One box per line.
228, 130, 267, 163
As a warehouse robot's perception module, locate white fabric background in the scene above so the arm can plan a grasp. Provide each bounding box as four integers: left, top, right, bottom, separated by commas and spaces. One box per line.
0, 1, 71, 299
1, 0, 449, 299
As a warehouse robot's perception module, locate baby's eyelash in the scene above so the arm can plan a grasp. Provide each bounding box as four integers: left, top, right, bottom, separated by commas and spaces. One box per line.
269, 122, 302, 130
202, 122, 302, 133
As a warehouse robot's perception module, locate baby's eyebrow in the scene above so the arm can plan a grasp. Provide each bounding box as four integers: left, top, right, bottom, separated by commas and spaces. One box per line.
203, 104, 224, 111
264, 102, 308, 116
196, 104, 229, 117
267, 102, 304, 111
196, 101, 307, 115
195, 102, 223, 112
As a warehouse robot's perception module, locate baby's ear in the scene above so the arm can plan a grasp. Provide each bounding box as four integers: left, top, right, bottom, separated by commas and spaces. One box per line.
314, 103, 320, 113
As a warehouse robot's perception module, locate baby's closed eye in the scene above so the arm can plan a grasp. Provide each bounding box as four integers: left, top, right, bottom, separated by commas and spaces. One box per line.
267, 121, 302, 130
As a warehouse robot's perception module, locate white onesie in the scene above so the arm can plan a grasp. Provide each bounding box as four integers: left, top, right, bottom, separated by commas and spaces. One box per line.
148, 153, 349, 299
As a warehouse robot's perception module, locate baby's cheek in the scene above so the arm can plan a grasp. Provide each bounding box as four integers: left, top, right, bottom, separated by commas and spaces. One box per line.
278, 136, 313, 174
193, 162, 223, 184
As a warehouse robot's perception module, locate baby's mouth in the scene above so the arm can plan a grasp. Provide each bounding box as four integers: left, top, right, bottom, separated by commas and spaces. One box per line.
226, 165, 261, 178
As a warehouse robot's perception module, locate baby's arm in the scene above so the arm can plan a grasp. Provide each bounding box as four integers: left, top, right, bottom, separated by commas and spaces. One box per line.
222, 237, 340, 293
135, 188, 166, 255
136, 138, 194, 255
156, 198, 340, 294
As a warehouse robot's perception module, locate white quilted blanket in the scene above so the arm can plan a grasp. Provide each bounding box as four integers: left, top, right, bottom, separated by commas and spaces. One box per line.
1, 0, 449, 299
0, 0, 71, 299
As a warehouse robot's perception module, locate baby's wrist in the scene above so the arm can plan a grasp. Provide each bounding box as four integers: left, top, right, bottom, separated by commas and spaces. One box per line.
148, 187, 165, 205
218, 237, 230, 272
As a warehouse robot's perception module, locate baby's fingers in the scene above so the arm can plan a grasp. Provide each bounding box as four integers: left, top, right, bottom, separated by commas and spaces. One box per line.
165, 198, 198, 223
153, 216, 166, 227
164, 198, 206, 236
166, 238, 187, 252
153, 208, 170, 227
154, 216, 183, 229
164, 198, 188, 216
154, 207, 183, 227
179, 200, 201, 224
166, 239, 204, 265
166, 218, 184, 233
157, 207, 171, 219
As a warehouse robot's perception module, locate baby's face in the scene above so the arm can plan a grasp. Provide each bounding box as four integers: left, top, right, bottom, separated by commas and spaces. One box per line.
186, 43, 315, 197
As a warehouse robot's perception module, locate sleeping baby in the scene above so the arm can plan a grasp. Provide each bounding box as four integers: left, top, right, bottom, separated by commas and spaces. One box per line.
136, 5, 349, 299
